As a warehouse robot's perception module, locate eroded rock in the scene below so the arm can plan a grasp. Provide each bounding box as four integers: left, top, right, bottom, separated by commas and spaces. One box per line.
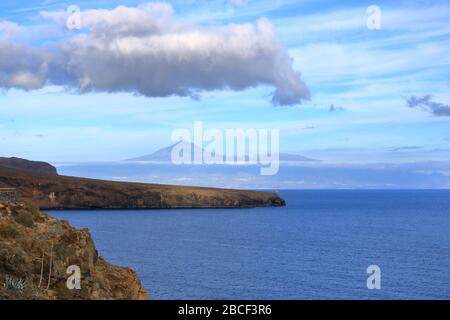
0, 203, 148, 300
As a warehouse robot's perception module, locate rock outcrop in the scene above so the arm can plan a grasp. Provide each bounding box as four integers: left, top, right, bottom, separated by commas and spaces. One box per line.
0, 202, 148, 300
0, 158, 285, 210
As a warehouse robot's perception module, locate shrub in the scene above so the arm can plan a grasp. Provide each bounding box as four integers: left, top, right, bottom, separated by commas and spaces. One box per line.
0, 224, 19, 238
13, 210, 34, 227
54, 241, 76, 259
3, 275, 26, 291
53, 281, 76, 300
22, 203, 42, 219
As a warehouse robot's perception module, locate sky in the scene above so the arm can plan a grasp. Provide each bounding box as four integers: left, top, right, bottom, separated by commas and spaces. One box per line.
1, 0, 450, 165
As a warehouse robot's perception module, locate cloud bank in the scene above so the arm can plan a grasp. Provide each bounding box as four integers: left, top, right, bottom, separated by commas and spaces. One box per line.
0, 2, 309, 105
406, 95, 450, 117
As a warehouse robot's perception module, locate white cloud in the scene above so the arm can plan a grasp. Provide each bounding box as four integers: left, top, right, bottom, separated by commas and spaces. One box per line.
0, 42, 48, 90
0, 20, 23, 37
0, 3, 309, 106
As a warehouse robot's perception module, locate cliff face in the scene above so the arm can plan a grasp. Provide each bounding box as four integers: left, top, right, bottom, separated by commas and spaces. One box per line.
0, 202, 148, 300
0, 160, 285, 210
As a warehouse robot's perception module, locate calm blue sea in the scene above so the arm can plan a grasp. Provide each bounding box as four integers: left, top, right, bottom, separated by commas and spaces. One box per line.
48, 190, 450, 300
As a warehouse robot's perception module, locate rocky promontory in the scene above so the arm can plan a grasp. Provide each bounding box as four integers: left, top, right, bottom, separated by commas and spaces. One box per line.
0, 202, 147, 300
0, 157, 285, 210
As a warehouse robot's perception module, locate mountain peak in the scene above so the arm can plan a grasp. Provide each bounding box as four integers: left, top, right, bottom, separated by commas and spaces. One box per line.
125, 140, 203, 162
124, 142, 319, 163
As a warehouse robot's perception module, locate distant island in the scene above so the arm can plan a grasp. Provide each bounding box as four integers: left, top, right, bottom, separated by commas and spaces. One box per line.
125, 140, 319, 163
0, 157, 285, 210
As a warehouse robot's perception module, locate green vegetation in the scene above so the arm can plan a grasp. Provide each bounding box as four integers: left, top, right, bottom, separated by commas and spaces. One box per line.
3, 275, 26, 291
54, 241, 76, 259
0, 224, 19, 238
13, 209, 34, 227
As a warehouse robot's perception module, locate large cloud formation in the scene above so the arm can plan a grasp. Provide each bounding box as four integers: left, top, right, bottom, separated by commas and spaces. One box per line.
0, 3, 309, 105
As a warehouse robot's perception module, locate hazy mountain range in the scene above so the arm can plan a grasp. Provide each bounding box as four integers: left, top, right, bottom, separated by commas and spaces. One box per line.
125, 141, 319, 163
52, 142, 450, 190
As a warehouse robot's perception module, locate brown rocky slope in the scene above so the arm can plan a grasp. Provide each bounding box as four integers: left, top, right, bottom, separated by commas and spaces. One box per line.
0, 158, 285, 209
0, 202, 147, 300
0, 157, 58, 176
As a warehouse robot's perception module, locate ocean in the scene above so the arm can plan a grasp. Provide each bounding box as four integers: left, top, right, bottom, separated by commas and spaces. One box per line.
48, 190, 450, 299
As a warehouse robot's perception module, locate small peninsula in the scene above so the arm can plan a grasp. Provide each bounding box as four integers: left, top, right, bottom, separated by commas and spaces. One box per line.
0, 157, 285, 210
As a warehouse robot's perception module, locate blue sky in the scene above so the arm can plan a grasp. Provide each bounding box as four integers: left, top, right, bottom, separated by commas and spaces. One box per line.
1, 0, 450, 164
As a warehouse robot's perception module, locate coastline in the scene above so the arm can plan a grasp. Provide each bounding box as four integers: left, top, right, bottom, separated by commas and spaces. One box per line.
0, 158, 286, 210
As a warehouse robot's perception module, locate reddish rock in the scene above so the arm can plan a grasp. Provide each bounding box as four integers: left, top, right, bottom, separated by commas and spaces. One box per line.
0, 203, 148, 300
0, 158, 285, 210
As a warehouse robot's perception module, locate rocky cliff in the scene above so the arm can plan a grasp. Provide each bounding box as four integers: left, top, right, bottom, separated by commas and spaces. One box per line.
0, 159, 285, 209
0, 202, 148, 300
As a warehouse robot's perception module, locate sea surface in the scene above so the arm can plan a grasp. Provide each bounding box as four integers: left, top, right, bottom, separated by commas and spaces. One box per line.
48, 190, 450, 299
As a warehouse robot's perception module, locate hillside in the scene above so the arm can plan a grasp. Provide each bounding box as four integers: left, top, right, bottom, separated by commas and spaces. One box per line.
0, 157, 58, 175
0, 158, 285, 209
0, 202, 147, 300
